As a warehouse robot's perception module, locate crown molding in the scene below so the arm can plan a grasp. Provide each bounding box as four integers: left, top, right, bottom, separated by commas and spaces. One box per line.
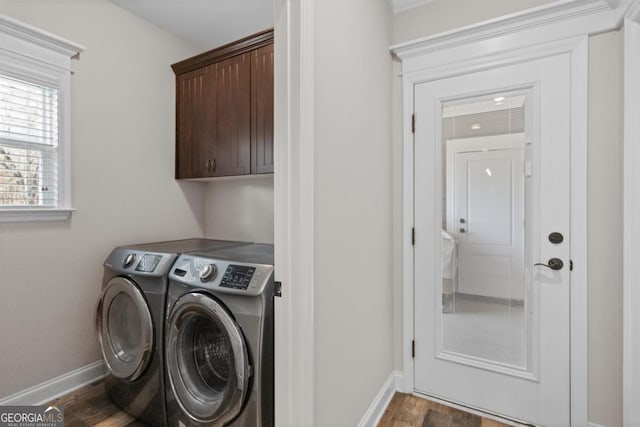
626, 0, 640, 21
386, 0, 435, 14
390, 0, 628, 61
0, 14, 85, 58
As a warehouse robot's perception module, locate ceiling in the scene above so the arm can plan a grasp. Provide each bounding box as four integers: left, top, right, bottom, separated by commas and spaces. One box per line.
110, 0, 435, 51
110, 0, 274, 50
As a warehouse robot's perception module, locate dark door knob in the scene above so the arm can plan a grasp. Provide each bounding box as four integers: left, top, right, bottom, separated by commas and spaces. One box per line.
534, 258, 564, 270
548, 232, 564, 244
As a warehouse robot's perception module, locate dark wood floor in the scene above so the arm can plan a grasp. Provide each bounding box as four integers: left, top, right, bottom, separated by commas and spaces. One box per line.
378, 393, 510, 427
49, 381, 509, 426
47, 381, 146, 427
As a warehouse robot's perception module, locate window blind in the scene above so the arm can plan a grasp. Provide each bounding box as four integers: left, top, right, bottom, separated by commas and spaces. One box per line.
0, 75, 59, 207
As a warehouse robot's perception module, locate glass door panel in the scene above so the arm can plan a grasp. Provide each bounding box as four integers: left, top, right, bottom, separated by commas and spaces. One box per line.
440, 93, 530, 372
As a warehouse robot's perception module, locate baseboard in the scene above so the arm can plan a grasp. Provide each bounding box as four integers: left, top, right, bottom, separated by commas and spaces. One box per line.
588, 423, 607, 427
0, 360, 106, 406
357, 370, 402, 427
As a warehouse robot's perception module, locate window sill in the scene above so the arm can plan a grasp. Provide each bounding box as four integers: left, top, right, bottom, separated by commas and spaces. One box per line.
0, 208, 75, 223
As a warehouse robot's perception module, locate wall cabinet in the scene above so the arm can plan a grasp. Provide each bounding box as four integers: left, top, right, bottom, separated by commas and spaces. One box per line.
172, 30, 273, 179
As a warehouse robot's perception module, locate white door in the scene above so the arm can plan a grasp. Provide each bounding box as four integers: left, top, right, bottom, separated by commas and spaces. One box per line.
414, 53, 571, 425
447, 135, 525, 302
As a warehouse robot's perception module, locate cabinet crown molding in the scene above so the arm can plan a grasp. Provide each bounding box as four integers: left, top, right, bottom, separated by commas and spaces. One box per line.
172, 28, 273, 75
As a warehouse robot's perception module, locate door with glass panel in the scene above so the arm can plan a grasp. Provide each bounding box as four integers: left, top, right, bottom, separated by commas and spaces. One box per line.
413, 53, 571, 425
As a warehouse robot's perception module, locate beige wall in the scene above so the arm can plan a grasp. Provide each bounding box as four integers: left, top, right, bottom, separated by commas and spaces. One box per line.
587, 30, 623, 427
392, 0, 556, 44
0, 0, 203, 398
313, 0, 394, 424
391, 1, 624, 425
203, 176, 274, 243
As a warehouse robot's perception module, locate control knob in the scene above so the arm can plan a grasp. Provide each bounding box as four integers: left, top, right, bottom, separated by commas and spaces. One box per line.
123, 253, 136, 268
199, 264, 217, 282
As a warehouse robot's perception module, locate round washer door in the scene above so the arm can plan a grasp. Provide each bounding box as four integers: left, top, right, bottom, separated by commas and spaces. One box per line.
166, 292, 250, 425
96, 276, 154, 382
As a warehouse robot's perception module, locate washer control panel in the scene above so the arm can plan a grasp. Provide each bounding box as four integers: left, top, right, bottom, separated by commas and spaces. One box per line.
199, 264, 217, 282
105, 248, 177, 277
170, 255, 273, 296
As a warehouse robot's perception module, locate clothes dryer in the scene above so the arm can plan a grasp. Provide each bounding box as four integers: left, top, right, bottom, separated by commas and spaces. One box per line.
165, 243, 274, 427
96, 239, 250, 427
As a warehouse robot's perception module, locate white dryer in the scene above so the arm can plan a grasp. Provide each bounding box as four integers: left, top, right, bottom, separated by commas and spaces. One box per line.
95, 239, 250, 427
165, 243, 274, 426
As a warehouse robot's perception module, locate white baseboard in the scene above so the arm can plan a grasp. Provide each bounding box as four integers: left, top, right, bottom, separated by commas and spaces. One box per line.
588, 423, 607, 427
357, 370, 403, 427
0, 360, 106, 406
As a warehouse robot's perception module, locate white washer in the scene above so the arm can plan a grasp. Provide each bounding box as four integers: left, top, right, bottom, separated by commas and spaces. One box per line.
165, 243, 274, 426
96, 239, 250, 427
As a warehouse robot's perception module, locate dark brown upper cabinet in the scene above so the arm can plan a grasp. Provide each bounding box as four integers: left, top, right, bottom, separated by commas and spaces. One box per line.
172, 29, 274, 179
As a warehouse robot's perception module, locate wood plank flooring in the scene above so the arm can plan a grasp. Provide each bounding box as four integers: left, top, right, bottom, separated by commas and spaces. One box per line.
47, 381, 146, 427
48, 381, 509, 426
378, 393, 510, 427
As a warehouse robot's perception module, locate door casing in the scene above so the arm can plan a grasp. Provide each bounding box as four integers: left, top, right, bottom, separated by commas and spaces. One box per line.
396, 36, 588, 424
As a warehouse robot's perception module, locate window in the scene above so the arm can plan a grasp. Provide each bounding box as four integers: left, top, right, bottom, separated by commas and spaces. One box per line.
1, 75, 59, 207
0, 15, 84, 222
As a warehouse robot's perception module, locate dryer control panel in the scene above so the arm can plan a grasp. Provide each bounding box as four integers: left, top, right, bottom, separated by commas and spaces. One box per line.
169, 255, 273, 296
104, 247, 177, 277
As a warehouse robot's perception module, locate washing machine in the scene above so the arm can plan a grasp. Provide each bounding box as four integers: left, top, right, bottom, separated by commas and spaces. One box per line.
165, 243, 274, 427
95, 238, 251, 427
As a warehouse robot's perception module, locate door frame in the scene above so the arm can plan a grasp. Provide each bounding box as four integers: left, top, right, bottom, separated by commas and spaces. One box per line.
623, 1, 640, 425
393, 28, 590, 427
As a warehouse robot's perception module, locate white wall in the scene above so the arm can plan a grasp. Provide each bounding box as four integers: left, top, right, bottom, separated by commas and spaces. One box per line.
587, 30, 623, 427
203, 176, 274, 243
390, 2, 624, 425
313, 0, 393, 424
0, 0, 203, 399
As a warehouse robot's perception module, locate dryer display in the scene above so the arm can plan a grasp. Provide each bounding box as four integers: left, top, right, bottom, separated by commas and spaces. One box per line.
220, 265, 256, 290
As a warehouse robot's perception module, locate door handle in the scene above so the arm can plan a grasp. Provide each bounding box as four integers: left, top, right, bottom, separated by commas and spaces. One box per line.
534, 258, 564, 271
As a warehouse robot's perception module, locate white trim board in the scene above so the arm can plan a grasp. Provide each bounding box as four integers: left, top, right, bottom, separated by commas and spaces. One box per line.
391, 0, 629, 64
357, 371, 402, 427
273, 0, 316, 425
391, 12, 593, 427
623, 1, 640, 426
0, 361, 105, 406
386, 0, 435, 14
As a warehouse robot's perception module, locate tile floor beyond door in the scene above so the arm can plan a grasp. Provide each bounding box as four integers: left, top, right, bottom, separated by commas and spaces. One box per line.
378, 392, 511, 427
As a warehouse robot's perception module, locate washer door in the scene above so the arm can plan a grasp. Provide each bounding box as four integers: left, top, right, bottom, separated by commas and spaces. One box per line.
96, 277, 154, 382
166, 292, 250, 425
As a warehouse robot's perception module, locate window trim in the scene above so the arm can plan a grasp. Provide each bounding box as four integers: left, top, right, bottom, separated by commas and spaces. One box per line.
0, 14, 84, 222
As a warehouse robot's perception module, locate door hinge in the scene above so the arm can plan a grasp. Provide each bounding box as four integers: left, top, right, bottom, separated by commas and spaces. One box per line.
570, 260, 573, 271
412, 340, 415, 358
411, 227, 415, 245
274, 281, 282, 297
411, 113, 415, 133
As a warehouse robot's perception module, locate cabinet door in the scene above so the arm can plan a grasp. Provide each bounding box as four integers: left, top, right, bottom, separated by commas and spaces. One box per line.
176, 67, 212, 179
251, 44, 274, 174
209, 53, 251, 177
